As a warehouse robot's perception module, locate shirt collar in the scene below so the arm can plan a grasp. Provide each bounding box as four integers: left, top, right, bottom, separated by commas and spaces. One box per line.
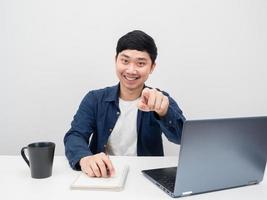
104, 83, 120, 102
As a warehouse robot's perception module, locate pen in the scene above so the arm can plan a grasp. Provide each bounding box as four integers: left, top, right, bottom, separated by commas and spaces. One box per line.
103, 144, 111, 176
104, 144, 108, 155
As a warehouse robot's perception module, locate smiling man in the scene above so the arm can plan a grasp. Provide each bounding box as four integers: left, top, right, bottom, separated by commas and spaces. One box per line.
64, 30, 186, 178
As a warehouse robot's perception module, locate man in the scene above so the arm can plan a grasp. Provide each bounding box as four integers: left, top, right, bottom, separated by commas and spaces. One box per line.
64, 30, 185, 178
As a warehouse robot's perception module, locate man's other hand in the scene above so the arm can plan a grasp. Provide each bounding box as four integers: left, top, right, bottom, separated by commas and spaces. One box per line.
79, 153, 115, 178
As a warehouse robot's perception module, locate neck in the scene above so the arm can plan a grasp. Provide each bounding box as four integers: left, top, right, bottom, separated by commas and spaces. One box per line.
119, 84, 143, 101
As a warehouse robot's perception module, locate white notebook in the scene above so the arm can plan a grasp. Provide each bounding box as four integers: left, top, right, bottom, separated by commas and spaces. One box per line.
71, 164, 129, 191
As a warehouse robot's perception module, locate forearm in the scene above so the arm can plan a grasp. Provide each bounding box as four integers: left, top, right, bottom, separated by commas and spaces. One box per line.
64, 91, 97, 170
153, 97, 186, 144
64, 130, 93, 170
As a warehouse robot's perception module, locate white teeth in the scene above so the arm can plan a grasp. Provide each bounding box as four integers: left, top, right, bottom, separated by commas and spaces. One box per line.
124, 76, 138, 81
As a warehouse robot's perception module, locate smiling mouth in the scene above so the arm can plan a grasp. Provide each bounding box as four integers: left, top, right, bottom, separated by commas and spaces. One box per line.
123, 75, 139, 81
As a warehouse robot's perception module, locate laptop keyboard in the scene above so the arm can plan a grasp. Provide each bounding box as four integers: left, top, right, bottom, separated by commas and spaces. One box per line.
143, 167, 177, 192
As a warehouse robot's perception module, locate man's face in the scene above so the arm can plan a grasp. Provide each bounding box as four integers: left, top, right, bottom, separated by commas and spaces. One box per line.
115, 49, 155, 92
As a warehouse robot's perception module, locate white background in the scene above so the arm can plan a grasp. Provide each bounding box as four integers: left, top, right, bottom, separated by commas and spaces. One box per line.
1, 0, 266, 155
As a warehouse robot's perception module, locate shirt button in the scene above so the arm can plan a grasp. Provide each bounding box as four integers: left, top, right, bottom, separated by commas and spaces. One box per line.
169, 121, 172, 124
116, 111, 120, 115
109, 128, 113, 132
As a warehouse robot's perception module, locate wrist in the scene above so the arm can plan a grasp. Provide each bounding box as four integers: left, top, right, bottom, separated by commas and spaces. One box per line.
156, 108, 168, 117
79, 155, 90, 166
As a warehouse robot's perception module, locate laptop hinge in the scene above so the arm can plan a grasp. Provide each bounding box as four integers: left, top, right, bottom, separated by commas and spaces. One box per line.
182, 191, 193, 196
248, 180, 258, 185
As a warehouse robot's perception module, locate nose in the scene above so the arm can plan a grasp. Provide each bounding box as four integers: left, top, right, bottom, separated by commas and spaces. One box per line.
126, 63, 137, 74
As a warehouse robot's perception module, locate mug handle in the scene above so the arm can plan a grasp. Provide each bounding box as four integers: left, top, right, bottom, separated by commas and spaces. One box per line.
21, 147, 30, 167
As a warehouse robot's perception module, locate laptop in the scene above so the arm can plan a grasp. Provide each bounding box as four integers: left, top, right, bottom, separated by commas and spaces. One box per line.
142, 116, 267, 198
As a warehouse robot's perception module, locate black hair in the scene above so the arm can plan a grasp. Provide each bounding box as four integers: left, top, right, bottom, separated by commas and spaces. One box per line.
116, 30, 158, 64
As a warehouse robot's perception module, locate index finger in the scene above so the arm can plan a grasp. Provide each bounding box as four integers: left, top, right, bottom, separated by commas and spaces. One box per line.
141, 88, 150, 101
101, 154, 115, 176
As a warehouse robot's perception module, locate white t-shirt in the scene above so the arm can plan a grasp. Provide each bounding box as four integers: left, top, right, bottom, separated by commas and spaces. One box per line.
106, 98, 139, 156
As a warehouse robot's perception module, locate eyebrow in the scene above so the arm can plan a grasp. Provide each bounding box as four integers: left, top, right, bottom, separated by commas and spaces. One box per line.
136, 58, 147, 61
120, 53, 148, 61
120, 54, 130, 58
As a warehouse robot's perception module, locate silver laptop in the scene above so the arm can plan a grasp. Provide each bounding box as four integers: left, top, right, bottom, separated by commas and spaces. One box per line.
142, 116, 267, 198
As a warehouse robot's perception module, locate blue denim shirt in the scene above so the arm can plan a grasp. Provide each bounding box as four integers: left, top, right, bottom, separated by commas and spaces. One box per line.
64, 84, 186, 170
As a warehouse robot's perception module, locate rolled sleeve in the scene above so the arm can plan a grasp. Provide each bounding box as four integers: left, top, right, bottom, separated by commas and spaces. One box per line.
63, 91, 97, 170
152, 95, 186, 144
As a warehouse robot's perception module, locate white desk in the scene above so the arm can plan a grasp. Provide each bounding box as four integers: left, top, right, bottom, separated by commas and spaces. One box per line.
1, 156, 266, 200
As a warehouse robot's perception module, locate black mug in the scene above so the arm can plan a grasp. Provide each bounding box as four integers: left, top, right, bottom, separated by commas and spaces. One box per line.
21, 142, 55, 179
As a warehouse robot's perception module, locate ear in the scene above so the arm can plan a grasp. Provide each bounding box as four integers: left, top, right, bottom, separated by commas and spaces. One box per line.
150, 63, 156, 74
115, 55, 118, 63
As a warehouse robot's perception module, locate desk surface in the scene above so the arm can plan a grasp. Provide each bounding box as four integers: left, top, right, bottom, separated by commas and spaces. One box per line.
1, 156, 266, 200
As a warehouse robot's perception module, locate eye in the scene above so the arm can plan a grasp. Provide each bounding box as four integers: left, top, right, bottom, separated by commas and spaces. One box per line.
121, 58, 129, 64
137, 62, 146, 67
